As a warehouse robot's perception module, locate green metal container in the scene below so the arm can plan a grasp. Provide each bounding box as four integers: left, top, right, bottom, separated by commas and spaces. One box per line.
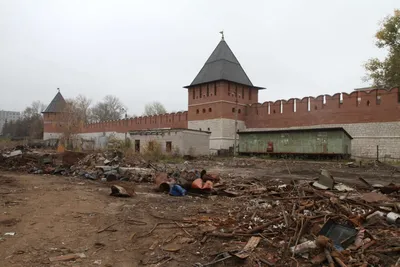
238, 127, 352, 156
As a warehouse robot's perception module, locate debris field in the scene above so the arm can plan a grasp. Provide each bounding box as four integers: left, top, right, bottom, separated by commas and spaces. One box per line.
0, 148, 399, 267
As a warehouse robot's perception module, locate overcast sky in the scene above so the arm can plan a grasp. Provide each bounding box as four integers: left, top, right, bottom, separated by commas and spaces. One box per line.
0, 1, 398, 115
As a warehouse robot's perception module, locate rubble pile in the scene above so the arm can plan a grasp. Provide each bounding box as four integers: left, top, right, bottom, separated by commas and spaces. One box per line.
1, 147, 399, 266
181, 171, 400, 266
1, 149, 57, 172
0, 149, 155, 182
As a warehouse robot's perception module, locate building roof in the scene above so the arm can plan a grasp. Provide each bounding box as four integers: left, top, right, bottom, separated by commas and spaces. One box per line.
42, 92, 67, 113
354, 86, 377, 92
185, 38, 264, 89
239, 127, 353, 139
129, 128, 211, 135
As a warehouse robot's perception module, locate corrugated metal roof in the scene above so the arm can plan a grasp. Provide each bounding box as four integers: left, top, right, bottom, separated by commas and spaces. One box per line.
185, 39, 255, 87
239, 127, 353, 139
42, 92, 66, 113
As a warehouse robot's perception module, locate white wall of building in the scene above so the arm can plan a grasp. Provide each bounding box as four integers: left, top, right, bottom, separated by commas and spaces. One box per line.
43, 119, 400, 159
43, 129, 210, 156
129, 129, 210, 156
43, 132, 63, 140
188, 118, 246, 152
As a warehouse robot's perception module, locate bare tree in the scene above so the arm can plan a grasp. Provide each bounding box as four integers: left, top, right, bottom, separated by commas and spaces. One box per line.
74, 95, 92, 123
22, 101, 46, 118
90, 95, 126, 121
143, 101, 167, 116
2, 101, 45, 139
58, 99, 89, 148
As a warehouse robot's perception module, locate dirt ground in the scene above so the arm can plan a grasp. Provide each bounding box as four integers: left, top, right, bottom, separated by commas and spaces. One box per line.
0, 158, 399, 267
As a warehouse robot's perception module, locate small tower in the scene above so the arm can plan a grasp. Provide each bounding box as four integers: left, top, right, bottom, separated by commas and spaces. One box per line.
42, 90, 67, 140
184, 35, 264, 152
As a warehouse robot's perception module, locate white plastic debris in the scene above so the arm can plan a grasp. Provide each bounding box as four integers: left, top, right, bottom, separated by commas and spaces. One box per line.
290, 240, 317, 254
334, 183, 355, 192
4, 232, 16, 236
2, 150, 22, 158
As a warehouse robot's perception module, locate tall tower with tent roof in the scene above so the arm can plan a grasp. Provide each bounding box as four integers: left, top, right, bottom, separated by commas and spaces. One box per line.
184, 33, 265, 153
42, 89, 67, 140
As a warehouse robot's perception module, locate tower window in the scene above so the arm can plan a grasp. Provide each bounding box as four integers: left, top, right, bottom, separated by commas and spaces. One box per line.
367, 100, 370, 106
214, 82, 217, 96
398, 89, 400, 103
208, 108, 212, 112
376, 95, 381, 105
238, 109, 241, 114
232, 107, 235, 113
196, 109, 199, 114
200, 86, 202, 98
192, 88, 195, 99
207, 84, 209, 97
235, 85, 238, 98
202, 108, 206, 113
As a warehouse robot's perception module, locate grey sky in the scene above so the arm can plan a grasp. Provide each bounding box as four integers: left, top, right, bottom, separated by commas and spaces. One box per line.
0, 0, 398, 115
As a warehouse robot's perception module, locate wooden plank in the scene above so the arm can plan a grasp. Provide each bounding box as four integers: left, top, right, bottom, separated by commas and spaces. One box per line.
234, 236, 261, 259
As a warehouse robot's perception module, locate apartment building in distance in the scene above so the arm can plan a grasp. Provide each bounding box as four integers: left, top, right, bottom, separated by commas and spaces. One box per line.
0, 110, 21, 135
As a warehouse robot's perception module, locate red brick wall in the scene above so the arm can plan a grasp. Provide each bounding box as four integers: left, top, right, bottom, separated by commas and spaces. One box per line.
188, 81, 259, 106
44, 112, 188, 134
188, 102, 246, 121
43, 113, 66, 133
245, 88, 400, 128
80, 112, 188, 133
44, 86, 400, 135
187, 81, 258, 122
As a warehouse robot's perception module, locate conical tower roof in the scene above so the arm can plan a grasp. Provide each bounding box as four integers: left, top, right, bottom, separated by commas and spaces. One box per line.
185, 37, 263, 88
42, 92, 66, 113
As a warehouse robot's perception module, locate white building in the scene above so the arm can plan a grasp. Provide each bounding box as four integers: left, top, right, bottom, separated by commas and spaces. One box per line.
0, 110, 21, 135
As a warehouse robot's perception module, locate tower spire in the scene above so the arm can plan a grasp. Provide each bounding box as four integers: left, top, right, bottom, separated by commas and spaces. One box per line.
219, 30, 224, 40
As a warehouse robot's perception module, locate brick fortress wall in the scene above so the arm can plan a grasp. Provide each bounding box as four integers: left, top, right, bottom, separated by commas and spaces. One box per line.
244, 88, 400, 159
44, 87, 400, 158
45, 87, 400, 134
186, 81, 257, 151
187, 81, 258, 122
245, 88, 400, 128
44, 111, 188, 135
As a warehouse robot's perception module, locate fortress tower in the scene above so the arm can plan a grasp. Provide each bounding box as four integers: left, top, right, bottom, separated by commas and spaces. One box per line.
42, 91, 67, 140
184, 35, 264, 152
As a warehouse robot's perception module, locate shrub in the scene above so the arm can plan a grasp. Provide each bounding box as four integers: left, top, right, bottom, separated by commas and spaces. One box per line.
142, 140, 164, 161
